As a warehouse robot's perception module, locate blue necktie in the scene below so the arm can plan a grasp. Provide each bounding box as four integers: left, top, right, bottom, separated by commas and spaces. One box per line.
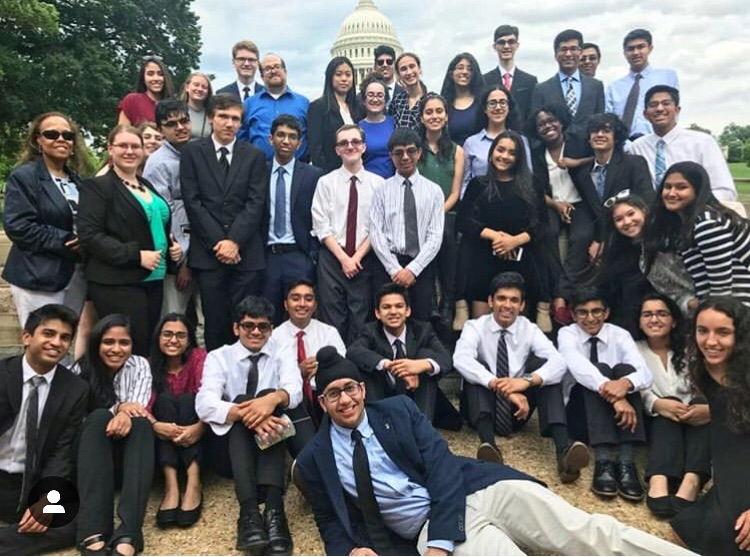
274, 167, 287, 238
655, 139, 667, 187
595, 165, 607, 202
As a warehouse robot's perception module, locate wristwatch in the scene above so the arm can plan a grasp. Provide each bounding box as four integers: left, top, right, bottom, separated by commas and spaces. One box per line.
522, 374, 536, 387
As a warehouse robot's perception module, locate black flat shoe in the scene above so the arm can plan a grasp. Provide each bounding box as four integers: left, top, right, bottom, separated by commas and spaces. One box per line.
156, 507, 179, 528
617, 462, 645, 501
78, 533, 108, 556
177, 494, 203, 527
265, 508, 293, 556
591, 460, 618, 497
109, 535, 141, 556
646, 495, 675, 518
672, 495, 697, 515
236, 510, 268, 554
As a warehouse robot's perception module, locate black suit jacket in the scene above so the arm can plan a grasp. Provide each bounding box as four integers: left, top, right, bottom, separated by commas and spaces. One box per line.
308, 98, 362, 173
296, 396, 538, 556
263, 160, 323, 262
482, 67, 538, 125
347, 319, 452, 376
215, 81, 264, 101
180, 137, 268, 271
78, 169, 173, 285
530, 73, 605, 157
2, 160, 80, 291
569, 150, 655, 239
0, 356, 88, 505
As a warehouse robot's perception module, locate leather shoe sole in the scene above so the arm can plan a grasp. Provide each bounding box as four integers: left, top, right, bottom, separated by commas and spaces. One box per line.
558, 441, 589, 483
476, 442, 504, 465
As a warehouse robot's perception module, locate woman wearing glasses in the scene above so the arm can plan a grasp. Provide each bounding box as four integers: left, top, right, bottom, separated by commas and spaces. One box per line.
180, 71, 213, 140
308, 57, 361, 172
149, 313, 207, 528
358, 74, 395, 178
440, 53, 485, 146
3, 112, 88, 326
118, 56, 176, 126
78, 125, 181, 356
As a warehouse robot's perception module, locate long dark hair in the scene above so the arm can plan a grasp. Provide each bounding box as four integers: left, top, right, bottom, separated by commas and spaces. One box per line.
136, 57, 175, 99
150, 313, 198, 394
689, 297, 750, 434
321, 56, 359, 118
481, 130, 537, 228
636, 292, 686, 374
440, 52, 485, 105
475, 84, 520, 132
77, 314, 132, 410
418, 93, 454, 161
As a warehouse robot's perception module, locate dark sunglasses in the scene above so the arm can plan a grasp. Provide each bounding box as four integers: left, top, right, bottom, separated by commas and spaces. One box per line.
376, 58, 394, 66
161, 116, 191, 129
40, 130, 75, 141
237, 321, 272, 334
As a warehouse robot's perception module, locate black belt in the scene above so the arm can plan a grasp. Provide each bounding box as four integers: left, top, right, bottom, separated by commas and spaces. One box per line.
268, 243, 300, 254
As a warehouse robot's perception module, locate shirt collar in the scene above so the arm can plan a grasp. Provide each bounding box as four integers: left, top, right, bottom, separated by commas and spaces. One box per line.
629, 65, 651, 78
22, 354, 55, 386
237, 79, 255, 93
211, 135, 236, 154
331, 410, 373, 441
396, 169, 421, 182
498, 65, 516, 77
231, 339, 273, 360
382, 326, 407, 347
488, 315, 518, 336
558, 70, 581, 83
575, 323, 609, 344
271, 157, 295, 176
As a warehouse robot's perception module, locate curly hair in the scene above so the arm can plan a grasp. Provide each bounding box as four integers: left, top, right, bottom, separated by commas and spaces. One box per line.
20, 112, 88, 174
689, 297, 750, 434
636, 293, 686, 374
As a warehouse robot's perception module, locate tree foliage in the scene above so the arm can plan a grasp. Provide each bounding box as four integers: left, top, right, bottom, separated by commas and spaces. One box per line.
687, 123, 712, 136
0, 0, 202, 176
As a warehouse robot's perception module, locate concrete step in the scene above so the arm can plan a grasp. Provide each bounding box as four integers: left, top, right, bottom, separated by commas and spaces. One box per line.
0, 311, 21, 347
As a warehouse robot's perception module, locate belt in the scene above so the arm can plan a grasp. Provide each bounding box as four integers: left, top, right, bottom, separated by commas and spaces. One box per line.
268, 243, 300, 255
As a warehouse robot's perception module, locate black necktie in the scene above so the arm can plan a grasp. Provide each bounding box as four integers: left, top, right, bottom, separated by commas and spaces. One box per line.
20, 376, 44, 511
246, 354, 261, 396
351, 429, 394, 554
403, 178, 419, 257
589, 337, 600, 365
219, 147, 230, 177
494, 330, 514, 436
393, 339, 406, 360
243, 86, 251, 100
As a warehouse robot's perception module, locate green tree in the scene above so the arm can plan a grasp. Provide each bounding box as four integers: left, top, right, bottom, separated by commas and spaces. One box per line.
687, 123, 712, 136
0, 0, 201, 177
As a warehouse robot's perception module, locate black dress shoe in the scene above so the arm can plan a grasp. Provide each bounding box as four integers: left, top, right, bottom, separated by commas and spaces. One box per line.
236, 510, 268, 554
156, 507, 179, 528
646, 495, 675, 518
264, 508, 293, 556
617, 462, 645, 501
591, 460, 618, 497
177, 494, 203, 528
557, 441, 590, 483
672, 495, 696, 515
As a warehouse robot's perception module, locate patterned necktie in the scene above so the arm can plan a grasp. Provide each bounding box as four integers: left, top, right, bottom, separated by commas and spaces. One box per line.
621, 73, 642, 134
243, 86, 251, 100
565, 76, 577, 118
392, 339, 407, 394
20, 376, 45, 511
296, 331, 314, 408
246, 354, 261, 396
595, 164, 607, 202
589, 337, 600, 365
345, 175, 358, 256
503, 72, 512, 91
494, 330, 514, 436
218, 147, 230, 177
351, 429, 394, 554
654, 138, 667, 186
274, 167, 287, 238
403, 178, 419, 257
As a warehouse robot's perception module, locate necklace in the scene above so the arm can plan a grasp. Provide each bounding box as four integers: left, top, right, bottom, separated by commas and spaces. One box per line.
121, 177, 146, 192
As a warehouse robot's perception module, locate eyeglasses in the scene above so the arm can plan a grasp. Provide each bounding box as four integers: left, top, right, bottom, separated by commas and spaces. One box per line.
237, 321, 272, 334
41, 130, 75, 141
495, 39, 518, 47
487, 99, 509, 108
390, 147, 419, 158
376, 58, 394, 66
110, 143, 143, 151
234, 57, 258, 64
319, 381, 362, 403
580, 55, 599, 63
557, 46, 581, 54
335, 138, 364, 148
640, 310, 671, 320
263, 64, 284, 73
365, 92, 385, 99
603, 188, 632, 208
161, 116, 191, 129
591, 124, 614, 135
574, 308, 606, 318
160, 331, 189, 341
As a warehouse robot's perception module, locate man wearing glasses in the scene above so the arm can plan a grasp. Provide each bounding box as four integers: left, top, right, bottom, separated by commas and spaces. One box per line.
579, 43, 601, 78
196, 295, 301, 555
531, 29, 605, 157
295, 346, 690, 556
558, 287, 653, 503
481, 25, 537, 123
216, 40, 264, 101
373, 45, 403, 109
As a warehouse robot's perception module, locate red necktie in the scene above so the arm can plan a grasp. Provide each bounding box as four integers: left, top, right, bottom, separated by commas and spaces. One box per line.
345, 176, 358, 256
297, 331, 314, 406
503, 72, 512, 91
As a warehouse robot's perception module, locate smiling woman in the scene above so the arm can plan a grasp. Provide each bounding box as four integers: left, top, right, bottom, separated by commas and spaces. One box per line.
118, 57, 176, 126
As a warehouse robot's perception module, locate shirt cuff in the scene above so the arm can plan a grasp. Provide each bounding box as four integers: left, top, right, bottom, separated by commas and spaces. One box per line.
427, 540, 455, 553
427, 359, 440, 376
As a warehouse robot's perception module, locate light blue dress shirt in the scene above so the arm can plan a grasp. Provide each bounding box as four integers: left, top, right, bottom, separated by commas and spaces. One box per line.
269, 158, 296, 244
558, 70, 582, 112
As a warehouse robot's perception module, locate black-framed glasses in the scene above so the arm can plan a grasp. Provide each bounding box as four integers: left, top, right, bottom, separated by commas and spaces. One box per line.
603, 188, 631, 208
41, 130, 75, 141
319, 381, 362, 403
161, 116, 191, 129
335, 138, 364, 148
487, 99, 509, 108
160, 331, 189, 341
390, 147, 419, 158
640, 310, 671, 320
234, 56, 258, 64
237, 321, 272, 334
574, 308, 606, 318
495, 39, 518, 47
376, 58, 394, 66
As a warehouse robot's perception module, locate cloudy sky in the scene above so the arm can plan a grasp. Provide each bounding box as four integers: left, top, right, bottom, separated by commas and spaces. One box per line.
192, 0, 749, 136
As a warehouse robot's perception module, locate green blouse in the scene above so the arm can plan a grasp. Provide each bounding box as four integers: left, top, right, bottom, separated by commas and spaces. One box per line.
134, 192, 170, 282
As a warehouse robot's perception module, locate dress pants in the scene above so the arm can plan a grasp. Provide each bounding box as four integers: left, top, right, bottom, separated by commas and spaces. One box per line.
548, 202, 595, 300
10, 265, 87, 329
195, 265, 261, 350
363, 370, 438, 422
152, 393, 202, 469
262, 248, 315, 325
372, 254, 436, 322
76, 410, 154, 550
285, 403, 317, 459
436, 212, 458, 312
417, 479, 694, 555
645, 410, 710, 482
161, 273, 199, 316
87, 280, 163, 357
316, 247, 373, 345
0, 471, 76, 556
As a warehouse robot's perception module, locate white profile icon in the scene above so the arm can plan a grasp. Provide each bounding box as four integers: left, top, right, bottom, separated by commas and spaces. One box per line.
42, 489, 65, 514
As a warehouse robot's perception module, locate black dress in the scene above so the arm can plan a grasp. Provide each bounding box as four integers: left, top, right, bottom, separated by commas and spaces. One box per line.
671, 387, 750, 555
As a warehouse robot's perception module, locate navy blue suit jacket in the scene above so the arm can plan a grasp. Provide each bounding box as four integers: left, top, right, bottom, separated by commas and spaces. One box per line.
215, 81, 263, 101
296, 396, 538, 556
263, 160, 323, 263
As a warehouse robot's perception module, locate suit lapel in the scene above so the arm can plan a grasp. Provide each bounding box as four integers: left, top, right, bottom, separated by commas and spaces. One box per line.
290, 162, 303, 213
200, 139, 227, 189
3, 358, 24, 429
225, 141, 244, 188
368, 406, 415, 479
36, 162, 73, 219
36, 365, 65, 461
111, 172, 149, 223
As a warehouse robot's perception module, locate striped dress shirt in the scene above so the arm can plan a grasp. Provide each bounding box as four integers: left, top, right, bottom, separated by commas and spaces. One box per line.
368, 170, 444, 277
72, 355, 153, 413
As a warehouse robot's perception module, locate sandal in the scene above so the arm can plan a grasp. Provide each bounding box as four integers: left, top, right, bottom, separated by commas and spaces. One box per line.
78, 533, 108, 556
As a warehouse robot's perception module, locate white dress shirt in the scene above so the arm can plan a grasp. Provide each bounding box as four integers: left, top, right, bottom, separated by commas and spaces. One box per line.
311, 166, 383, 250
272, 318, 346, 388
0, 357, 55, 474
557, 322, 653, 393
211, 135, 237, 164
369, 169, 444, 277
546, 146, 581, 203
377, 326, 440, 377
628, 126, 737, 201
196, 338, 303, 436
453, 314, 566, 388
636, 341, 693, 416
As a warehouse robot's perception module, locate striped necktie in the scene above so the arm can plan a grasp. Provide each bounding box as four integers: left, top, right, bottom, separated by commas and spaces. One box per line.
494, 330, 514, 436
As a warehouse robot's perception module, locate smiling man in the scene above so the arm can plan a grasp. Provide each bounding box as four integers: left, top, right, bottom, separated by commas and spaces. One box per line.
372, 45, 403, 109
216, 40, 264, 101
296, 346, 693, 557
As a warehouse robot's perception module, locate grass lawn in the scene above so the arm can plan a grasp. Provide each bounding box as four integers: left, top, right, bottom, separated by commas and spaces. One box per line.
730, 162, 750, 199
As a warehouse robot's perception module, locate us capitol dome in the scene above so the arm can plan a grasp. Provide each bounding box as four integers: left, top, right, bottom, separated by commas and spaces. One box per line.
331, 0, 403, 83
